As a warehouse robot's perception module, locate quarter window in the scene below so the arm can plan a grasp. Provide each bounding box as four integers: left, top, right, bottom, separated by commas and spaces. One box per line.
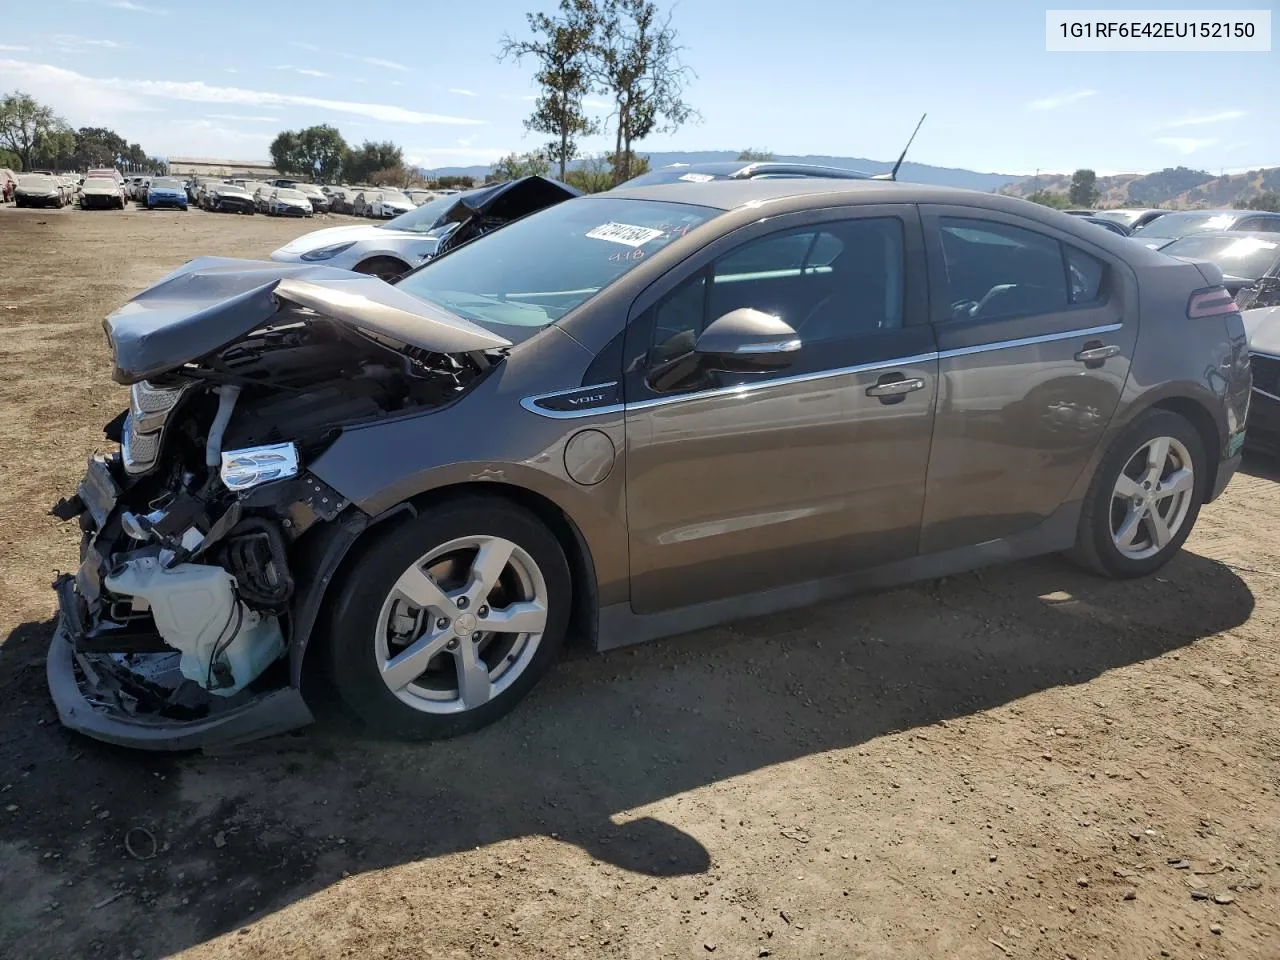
938, 218, 1078, 322
1065, 245, 1105, 303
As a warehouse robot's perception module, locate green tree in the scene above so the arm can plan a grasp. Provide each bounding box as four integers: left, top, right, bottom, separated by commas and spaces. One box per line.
344, 140, 405, 183
1240, 190, 1280, 212
33, 123, 75, 170
736, 148, 774, 161
432, 175, 475, 189
490, 150, 552, 182
298, 124, 348, 182
593, 0, 696, 184
1068, 168, 1099, 207
500, 0, 600, 180
269, 130, 304, 176
0, 147, 19, 171
1025, 190, 1071, 209
72, 127, 130, 168
0, 90, 65, 169
564, 152, 613, 192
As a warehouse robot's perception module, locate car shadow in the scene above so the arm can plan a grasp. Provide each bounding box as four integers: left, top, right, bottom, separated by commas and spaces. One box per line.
1241, 450, 1280, 482
0, 550, 1255, 958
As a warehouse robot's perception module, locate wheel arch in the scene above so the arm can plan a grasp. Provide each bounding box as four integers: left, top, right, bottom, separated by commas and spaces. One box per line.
1146, 394, 1223, 500
290, 481, 600, 689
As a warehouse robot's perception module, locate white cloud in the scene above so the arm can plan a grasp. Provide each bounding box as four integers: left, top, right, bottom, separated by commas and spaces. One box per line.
1028, 89, 1098, 111
223, 68, 237, 74
583, 98, 611, 110
351, 55, 408, 72
274, 65, 329, 78
1155, 136, 1217, 155
52, 34, 125, 49
0, 58, 485, 128
449, 88, 478, 97
171, 118, 272, 144
207, 113, 280, 123
289, 41, 321, 52
77, 0, 167, 11
1162, 110, 1248, 128
404, 146, 512, 167
0, 45, 30, 52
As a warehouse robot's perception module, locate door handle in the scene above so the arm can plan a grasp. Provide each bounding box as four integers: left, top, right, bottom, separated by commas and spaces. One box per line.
1074, 342, 1121, 365
866, 375, 926, 398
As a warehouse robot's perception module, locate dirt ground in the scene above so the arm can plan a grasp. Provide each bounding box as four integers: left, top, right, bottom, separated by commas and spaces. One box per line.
0, 202, 1278, 960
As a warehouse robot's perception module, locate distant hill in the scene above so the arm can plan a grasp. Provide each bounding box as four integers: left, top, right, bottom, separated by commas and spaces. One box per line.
999, 165, 1280, 209
422, 151, 1020, 192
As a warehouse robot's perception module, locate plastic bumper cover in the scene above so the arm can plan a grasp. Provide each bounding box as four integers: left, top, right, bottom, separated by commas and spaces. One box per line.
47, 619, 314, 752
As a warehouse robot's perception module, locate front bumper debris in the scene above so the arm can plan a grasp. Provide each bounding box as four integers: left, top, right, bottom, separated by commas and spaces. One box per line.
47, 620, 313, 751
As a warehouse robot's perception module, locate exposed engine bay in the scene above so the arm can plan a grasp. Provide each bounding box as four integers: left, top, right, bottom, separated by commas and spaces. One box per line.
49, 261, 507, 745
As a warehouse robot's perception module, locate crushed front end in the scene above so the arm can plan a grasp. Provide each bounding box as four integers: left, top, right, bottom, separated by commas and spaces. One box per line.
47, 258, 510, 750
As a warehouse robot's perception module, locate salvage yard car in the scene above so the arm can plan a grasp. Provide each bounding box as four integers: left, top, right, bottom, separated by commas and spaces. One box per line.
265, 188, 312, 217
14, 173, 67, 208
1131, 209, 1280, 248
80, 176, 127, 210
146, 177, 189, 211
355, 188, 415, 219
295, 183, 330, 214
270, 176, 580, 280
203, 181, 256, 215
47, 179, 1251, 750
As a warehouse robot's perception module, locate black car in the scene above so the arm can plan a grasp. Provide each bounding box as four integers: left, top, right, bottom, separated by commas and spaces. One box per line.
620, 160, 873, 187
1082, 216, 1132, 237
1158, 231, 1280, 456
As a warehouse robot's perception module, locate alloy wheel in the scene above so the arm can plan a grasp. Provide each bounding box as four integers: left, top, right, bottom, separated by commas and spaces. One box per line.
1109, 435, 1195, 561
373, 536, 549, 714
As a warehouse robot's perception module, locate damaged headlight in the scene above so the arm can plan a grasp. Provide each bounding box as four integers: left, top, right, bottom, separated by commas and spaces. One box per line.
130, 379, 189, 433
220, 442, 300, 491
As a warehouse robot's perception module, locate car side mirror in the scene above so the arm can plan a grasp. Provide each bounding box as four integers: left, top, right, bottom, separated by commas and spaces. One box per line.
693, 308, 801, 371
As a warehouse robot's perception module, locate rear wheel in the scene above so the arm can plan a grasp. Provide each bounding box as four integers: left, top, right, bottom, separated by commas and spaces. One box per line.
326, 498, 571, 739
1070, 409, 1207, 578
353, 256, 411, 282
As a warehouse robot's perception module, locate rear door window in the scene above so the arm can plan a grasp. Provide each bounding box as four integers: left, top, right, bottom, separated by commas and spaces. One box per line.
936, 218, 1071, 322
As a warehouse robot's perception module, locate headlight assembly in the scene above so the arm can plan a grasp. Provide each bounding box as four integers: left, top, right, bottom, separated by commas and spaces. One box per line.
300, 241, 357, 261
220, 442, 301, 491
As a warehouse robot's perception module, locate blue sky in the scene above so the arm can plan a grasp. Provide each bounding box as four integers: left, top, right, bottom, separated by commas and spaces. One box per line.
0, 0, 1274, 174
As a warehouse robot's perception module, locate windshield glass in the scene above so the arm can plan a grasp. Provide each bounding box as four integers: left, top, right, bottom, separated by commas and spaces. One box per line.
151, 178, 182, 189
380, 191, 410, 202
19, 175, 54, 187
384, 192, 470, 233
1160, 235, 1280, 280
395, 197, 720, 331
84, 178, 117, 189
275, 189, 307, 202
1133, 211, 1237, 237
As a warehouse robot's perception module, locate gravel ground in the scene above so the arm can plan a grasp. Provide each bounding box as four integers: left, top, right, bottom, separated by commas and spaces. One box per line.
0, 202, 1277, 960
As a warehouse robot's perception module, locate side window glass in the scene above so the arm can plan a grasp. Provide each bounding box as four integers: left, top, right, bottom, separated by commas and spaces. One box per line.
708, 218, 904, 343
1065, 245, 1105, 303
938, 218, 1069, 322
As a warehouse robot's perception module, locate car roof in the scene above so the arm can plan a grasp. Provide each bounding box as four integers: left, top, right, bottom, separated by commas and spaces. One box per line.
1161, 230, 1280, 243
605, 177, 976, 210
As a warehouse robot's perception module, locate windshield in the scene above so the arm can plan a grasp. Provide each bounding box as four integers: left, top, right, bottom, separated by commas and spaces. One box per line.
380, 191, 410, 202
1133, 211, 1237, 237
1091, 210, 1146, 227
1161, 235, 1280, 280
151, 178, 182, 189
384, 192, 470, 233
395, 197, 720, 333
84, 178, 117, 189
19, 175, 54, 187
275, 189, 307, 202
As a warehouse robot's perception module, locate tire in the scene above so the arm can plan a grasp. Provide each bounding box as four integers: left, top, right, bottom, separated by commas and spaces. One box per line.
353, 256, 411, 282
1070, 409, 1207, 578
326, 497, 572, 739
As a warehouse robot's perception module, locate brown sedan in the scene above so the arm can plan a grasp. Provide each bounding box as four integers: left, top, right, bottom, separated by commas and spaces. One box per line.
49, 178, 1251, 749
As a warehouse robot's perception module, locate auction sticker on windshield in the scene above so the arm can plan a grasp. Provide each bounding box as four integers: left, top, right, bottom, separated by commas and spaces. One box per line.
678, 172, 716, 183
585, 222, 667, 247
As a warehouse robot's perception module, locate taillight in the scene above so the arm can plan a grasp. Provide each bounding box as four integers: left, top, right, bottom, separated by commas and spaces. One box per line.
1188, 286, 1238, 319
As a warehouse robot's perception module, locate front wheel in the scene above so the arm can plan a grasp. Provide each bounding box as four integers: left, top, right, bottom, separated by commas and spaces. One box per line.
326, 498, 571, 739
1070, 409, 1207, 578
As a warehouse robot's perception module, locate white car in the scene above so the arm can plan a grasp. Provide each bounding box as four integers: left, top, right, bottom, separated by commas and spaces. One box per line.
294, 182, 330, 214
269, 178, 579, 280
356, 189, 415, 219
270, 192, 464, 279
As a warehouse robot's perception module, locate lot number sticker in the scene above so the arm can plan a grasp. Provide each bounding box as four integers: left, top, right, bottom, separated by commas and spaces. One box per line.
677, 172, 716, 183
585, 222, 667, 247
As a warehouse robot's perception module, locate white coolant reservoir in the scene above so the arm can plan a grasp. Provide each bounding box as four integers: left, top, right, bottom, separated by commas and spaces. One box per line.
103, 557, 284, 696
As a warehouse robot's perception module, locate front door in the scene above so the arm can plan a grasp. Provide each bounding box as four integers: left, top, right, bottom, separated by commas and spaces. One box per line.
917, 206, 1137, 554
622, 206, 938, 614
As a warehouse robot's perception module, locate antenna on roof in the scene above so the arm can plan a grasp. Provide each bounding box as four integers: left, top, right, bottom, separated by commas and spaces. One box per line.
873, 113, 927, 182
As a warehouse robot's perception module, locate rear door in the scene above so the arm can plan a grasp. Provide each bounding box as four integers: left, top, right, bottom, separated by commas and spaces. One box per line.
622, 205, 938, 613
917, 206, 1138, 554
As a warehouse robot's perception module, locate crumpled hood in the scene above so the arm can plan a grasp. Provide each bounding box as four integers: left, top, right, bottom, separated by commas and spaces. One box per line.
274, 223, 426, 255
1244, 305, 1280, 357
104, 256, 512, 384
